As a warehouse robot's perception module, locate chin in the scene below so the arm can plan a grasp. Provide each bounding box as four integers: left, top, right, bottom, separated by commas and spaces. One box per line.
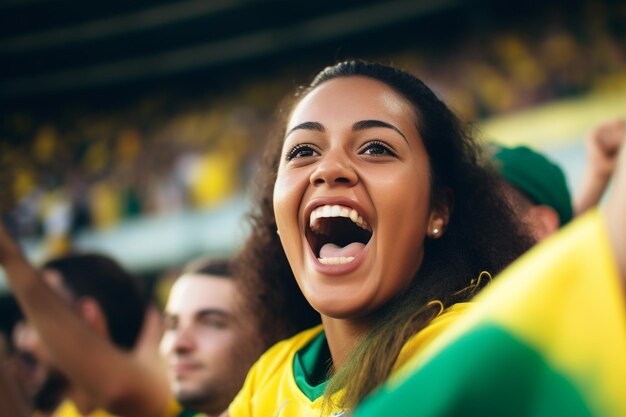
177, 390, 209, 408
309, 291, 381, 320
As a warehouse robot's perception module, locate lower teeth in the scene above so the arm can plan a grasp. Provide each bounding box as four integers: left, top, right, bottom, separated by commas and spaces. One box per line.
318, 256, 355, 265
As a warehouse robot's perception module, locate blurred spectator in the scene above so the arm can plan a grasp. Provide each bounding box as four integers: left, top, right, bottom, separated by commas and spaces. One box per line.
491, 144, 572, 241
160, 258, 269, 416
12, 320, 66, 415
1, 252, 160, 417
0, 222, 315, 417
0, 334, 30, 417
2, 0, 625, 253
490, 117, 625, 242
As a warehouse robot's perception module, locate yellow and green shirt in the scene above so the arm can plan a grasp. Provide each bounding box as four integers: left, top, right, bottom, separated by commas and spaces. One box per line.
161, 397, 206, 417
51, 397, 203, 417
229, 303, 470, 417
354, 210, 626, 417
51, 401, 118, 417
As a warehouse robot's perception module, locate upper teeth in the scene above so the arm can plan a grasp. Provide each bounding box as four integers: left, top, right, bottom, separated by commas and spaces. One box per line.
309, 205, 371, 234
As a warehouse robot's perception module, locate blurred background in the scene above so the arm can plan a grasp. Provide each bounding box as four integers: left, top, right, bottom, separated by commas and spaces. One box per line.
1, 0, 625, 324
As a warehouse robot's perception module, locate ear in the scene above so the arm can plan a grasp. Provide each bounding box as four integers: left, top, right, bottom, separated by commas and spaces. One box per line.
75, 297, 110, 339
427, 189, 453, 239
525, 205, 560, 241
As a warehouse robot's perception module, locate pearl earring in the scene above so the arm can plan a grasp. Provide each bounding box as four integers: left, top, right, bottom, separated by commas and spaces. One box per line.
432, 228, 440, 236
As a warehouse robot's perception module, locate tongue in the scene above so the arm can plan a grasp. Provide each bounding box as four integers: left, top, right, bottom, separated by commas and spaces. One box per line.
319, 242, 365, 259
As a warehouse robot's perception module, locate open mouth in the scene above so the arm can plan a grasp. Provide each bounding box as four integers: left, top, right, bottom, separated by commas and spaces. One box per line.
306, 204, 372, 265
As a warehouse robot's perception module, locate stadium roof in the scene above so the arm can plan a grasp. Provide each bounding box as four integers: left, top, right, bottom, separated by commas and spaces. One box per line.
1, 0, 469, 101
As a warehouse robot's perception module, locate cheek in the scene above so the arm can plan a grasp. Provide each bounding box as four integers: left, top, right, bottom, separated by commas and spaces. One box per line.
196, 331, 236, 359
375, 167, 431, 225
159, 334, 173, 356
273, 177, 290, 230
375, 167, 431, 270
273, 169, 307, 234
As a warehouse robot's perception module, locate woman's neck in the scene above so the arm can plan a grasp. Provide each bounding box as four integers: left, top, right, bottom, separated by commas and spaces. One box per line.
321, 316, 370, 371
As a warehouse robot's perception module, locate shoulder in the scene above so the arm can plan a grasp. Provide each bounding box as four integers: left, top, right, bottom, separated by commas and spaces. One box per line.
393, 302, 473, 373
228, 325, 324, 417
51, 401, 78, 417
250, 324, 324, 381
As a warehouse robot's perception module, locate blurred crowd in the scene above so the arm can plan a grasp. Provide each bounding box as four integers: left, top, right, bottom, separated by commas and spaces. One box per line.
1, 91, 275, 253
1, 2, 625, 258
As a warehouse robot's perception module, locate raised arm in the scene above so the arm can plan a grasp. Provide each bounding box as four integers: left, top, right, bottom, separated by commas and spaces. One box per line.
574, 118, 625, 216
603, 141, 626, 296
0, 227, 170, 417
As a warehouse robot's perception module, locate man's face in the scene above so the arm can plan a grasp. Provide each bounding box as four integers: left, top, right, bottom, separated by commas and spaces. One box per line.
160, 274, 261, 415
11, 319, 65, 413
11, 270, 71, 412
12, 321, 67, 411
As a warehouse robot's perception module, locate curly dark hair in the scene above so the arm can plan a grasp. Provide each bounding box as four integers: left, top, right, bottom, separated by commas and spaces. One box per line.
234, 60, 533, 411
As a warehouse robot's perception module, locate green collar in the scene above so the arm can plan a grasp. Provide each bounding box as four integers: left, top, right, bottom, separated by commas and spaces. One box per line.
293, 330, 332, 401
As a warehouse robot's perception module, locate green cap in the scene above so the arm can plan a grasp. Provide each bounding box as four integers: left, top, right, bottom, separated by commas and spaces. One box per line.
491, 144, 573, 225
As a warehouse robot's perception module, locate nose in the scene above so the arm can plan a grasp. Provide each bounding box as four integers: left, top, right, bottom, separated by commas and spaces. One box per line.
171, 326, 196, 354
310, 149, 358, 187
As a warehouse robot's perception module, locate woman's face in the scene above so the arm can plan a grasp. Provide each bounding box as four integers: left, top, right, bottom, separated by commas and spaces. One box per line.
274, 76, 442, 320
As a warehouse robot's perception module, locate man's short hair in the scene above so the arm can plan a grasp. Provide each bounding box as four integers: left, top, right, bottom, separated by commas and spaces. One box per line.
42, 254, 146, 350
183, 258, 231, 278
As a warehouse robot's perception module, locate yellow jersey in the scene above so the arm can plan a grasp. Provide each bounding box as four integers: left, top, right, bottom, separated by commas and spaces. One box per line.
229, 303, 470, 417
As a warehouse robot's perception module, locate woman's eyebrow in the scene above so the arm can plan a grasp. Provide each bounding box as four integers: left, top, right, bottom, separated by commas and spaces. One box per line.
286, 121, 325, 137
352, 119, 407, 143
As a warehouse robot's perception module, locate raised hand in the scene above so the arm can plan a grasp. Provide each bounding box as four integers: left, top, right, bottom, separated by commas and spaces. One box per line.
603, 139, 626, 293
575, 118, 626, 215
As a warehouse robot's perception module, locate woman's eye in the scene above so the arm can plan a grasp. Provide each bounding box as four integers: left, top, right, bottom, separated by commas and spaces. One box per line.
361, 141, 396, 157
286, 144, 319, 160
